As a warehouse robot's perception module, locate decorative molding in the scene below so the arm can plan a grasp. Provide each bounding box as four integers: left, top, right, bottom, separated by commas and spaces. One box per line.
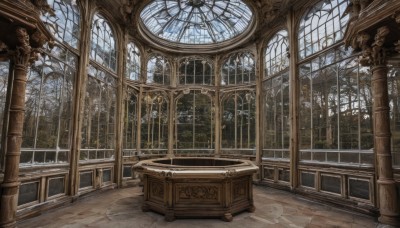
150, 181, 164, 199
233, 181, 247, 199
177, 185, 218, 200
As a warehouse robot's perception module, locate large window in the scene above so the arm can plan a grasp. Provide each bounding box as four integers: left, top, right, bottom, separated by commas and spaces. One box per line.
140, 91, 168, 154
90, 13, 117, 71
126, 42, 141, 81
221, 52, 255, 85
123, 88, 138, 157
81, 13, 117, 161
263, 30, 290, 160
389, 67, 400, 167
298, 0, 349, 60
22, 46, 76, 165
20, 0, 80, 166
298, 0, 373, 165
179, 58, 213, 85
175, 90, 214, 154
0, 61, 9, 170
221, 91, 256, 151
147, 55, 170, 85
42, 0, 81, 49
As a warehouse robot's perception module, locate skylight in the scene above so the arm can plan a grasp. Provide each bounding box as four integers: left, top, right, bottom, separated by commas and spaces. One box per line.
140, 0, 253, 45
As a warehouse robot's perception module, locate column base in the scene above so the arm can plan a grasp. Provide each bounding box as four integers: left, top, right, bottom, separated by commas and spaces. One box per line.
378, 215, 400, 227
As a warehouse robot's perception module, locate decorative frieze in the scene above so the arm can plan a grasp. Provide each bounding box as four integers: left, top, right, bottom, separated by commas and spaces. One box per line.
177, 185, 218, 200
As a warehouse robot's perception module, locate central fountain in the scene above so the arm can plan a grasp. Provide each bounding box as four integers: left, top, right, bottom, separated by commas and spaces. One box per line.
133, 157, 258, 222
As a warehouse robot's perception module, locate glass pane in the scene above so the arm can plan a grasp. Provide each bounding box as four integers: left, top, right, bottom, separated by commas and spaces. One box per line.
126, 42, 141, 81
90, 13, 117, 71
298, 0, 349, 59
81, 65, 116, 153
221, 52, 255, 85
265, 30, 289, 77
176, 91, 213, 149
141, 91, 168, 149
179, 58, 213, 85
147, 55, 170, 85
123, 88, 138, 150
42, 0, 81, 49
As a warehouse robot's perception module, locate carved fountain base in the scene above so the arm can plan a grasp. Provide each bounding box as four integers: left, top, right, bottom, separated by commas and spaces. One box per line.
134, 157, 258, 222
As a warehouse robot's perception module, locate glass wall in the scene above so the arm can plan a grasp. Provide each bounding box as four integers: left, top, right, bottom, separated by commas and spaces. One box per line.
147, 55, 170, 85
298, 0, 373, 165
140, 91, 168, 154
221, 91, 256, 150
126, 42, 141, 81
175, 90, 214, 155
221, 52, 255, 85
0, 61, 9, 170
123, 88, 137, 157
263, 30, 290, 160
179, 58, 213, 85
20, 0, 80, 166
81, 12, 117, 161
389, 67, 400, 167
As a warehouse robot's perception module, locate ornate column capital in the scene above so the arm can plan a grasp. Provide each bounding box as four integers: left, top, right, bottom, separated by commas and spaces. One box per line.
7, 27, 49, 68
358, 26, 390, 67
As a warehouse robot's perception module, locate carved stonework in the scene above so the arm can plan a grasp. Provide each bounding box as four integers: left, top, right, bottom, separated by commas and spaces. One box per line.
150, 181, 164, 199
177, 185, 218, 200
357, 26, 390, 67
233, 181, 248, 199
13, 27, 33, 66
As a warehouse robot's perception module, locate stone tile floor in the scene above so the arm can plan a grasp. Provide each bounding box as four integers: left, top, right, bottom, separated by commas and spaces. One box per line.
18, 186, 380, 228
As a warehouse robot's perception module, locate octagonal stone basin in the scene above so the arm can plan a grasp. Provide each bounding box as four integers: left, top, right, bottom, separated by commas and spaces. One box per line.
133, 157, 258, 222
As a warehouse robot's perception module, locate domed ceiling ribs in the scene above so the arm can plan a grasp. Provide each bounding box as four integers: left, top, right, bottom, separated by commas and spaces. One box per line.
140, 0, 253, 45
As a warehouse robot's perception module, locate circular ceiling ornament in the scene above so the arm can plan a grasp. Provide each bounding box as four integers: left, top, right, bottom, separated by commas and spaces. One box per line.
140, 0, 254, 45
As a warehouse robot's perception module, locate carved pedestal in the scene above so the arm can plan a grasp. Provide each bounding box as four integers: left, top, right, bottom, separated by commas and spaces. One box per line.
134, 157, 258, 222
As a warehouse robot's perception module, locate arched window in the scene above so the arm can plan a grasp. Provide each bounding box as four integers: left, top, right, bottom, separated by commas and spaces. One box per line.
263, 30, 290, 160
20, 0, 80, 165
81, 13, 117, 161
298, 0, 349, 59
298, 0, 373, 165
42, 0, 81, 49
221, 52, 255, 85
175, 91, 214, 154
179, 58, 213, 85
221, 91, 255, 150
147, 55, 170, 85
126, 42, 141, 81
265, 30, 289, 77
90, 13, 117, 71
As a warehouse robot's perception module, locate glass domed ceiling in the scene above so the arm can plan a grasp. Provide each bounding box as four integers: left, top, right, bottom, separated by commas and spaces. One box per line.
140, 0, 253, 45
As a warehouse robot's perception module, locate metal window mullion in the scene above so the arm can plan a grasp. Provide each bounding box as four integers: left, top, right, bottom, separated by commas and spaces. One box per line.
97, 84, 102, 150
281, 74, 284, 150
357, 64, 362, 163
193, 92, 196, 148
234, 94, 238, 148
55, 64, 67, 163
337, 63, 340, 159
34, 60, 46, 150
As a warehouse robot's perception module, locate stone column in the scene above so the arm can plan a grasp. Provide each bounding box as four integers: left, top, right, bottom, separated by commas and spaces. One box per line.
0, 27, 34, 228
358, 26, 400, 226
372, 64, 400, 225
